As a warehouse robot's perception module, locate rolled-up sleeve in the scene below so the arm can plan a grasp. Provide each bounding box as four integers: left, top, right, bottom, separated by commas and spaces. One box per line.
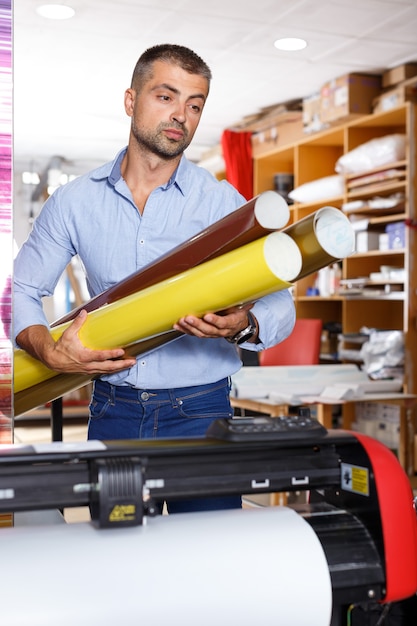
14, 195, 73, 340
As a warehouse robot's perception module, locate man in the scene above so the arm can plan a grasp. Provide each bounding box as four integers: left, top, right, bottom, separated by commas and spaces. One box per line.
14, 44, 295, 513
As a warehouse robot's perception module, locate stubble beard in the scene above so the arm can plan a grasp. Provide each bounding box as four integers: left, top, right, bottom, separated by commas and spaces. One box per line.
131, 119, 191, 160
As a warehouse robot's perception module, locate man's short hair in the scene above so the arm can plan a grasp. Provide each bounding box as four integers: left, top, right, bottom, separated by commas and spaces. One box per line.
131, 43, 212, 92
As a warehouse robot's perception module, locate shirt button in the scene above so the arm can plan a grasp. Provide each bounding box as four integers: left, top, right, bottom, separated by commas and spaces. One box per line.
141, 392, 149, 401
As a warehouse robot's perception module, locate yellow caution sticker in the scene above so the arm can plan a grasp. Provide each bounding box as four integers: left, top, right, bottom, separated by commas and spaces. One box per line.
341, 463, 369, 496
109, 504, 136, 523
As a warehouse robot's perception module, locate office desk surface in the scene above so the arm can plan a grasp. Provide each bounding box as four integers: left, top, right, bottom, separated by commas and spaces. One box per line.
231, 365, 417, 477
231, 364, 404, 402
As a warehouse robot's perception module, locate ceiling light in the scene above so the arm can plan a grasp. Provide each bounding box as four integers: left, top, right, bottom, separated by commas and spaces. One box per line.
36, 4, 75, 19
274, 37, 307, 51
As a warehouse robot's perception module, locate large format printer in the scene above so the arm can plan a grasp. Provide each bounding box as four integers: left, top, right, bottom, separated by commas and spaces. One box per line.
0, 414, 416, 625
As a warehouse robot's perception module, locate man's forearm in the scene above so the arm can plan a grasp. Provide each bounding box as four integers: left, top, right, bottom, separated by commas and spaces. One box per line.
16, 325, 56, 366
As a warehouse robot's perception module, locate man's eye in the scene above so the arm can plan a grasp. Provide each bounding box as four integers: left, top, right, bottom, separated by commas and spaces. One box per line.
189, 104, 201, 113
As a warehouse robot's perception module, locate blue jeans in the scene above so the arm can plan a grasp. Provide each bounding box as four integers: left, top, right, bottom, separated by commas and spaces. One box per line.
88, 378, 241, 514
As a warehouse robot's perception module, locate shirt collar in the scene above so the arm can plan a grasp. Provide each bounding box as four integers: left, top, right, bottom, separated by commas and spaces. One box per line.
90, 147, 190, 196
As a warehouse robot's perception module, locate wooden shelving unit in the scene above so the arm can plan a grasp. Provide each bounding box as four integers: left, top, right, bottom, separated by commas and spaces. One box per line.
253, 103, 417, 397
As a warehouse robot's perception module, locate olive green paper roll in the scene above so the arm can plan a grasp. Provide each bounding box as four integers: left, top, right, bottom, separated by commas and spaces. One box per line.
284, 206, 355, 280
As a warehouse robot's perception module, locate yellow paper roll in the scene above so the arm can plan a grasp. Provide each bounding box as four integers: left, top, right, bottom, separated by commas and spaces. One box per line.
14, 331, 183, 416
14, 231, 302, 395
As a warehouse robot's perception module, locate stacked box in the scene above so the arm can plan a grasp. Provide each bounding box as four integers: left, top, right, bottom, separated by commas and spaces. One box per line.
382, 62, 417, 88
356, 231, 381, 252
354, 402, 400, 450
320, 73, 382, 124
373, 62, 417, 113
386, 221, 405, 249
251, 112, 304, 156
302, 93, 322, 133
373, 84, 417, 113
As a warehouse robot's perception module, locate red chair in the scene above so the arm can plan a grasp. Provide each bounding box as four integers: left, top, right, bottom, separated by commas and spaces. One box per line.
259, 318, 323, 366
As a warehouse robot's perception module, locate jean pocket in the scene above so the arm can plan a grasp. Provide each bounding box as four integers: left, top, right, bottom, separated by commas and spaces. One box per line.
89, 393, 112, 421
176, 385, 232, 420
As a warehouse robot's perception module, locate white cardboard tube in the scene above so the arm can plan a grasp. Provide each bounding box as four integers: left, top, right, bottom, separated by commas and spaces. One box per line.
254, 189, 290, 229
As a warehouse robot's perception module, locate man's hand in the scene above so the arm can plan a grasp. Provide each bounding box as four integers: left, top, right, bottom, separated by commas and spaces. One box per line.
173, 304, 259, 343
16, 309, 137, 375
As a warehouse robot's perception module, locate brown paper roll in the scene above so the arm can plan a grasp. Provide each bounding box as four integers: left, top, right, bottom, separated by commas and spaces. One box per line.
53, 191, 289, 326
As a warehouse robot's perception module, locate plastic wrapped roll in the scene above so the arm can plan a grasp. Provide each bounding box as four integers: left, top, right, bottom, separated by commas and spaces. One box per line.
3, 506, 333, 626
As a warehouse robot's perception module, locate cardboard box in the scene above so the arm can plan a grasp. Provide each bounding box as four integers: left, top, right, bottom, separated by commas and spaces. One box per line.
251, 112, 304, 157
320, 73, 382, 124
382, 62, 417, 88
373, 83, 417, 113
386, 221, 405, 250
356, 231, 381, 252
302, 93, 323, 133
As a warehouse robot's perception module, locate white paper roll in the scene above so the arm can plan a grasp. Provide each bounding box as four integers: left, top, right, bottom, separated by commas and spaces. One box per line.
253, 189, 290, 229
1, 506, 332, 625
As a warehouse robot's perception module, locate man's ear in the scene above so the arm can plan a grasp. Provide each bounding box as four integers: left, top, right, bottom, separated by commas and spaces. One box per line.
124, 88, 135, 117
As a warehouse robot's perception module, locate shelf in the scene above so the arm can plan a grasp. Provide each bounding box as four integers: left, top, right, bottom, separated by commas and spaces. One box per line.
297, 295, 344, 302
253, 102, 417, 406
342, 292, 405, 301
348, 179, 406, 199
297, 126, 344, 147
344, 206, 405, 219
291, 195, 344, 212
369, 213, 406, 225
338, 332, 369, 344
348, 248, 405, 259
348, 104, 407, 129
338, 349, 364, 362
346, 160, 406, 196
345, 160, 406, 181
340, 280, 404, 289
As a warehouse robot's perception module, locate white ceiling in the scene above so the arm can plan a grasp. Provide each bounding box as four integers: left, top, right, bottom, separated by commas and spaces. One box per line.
13, 0, 417, 176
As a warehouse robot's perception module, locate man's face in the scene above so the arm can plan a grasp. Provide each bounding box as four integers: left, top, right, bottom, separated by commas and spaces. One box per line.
125, 60, 209, 159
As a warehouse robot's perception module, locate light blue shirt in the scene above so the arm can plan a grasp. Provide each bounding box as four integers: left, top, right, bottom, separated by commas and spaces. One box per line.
14, 149, 295, 389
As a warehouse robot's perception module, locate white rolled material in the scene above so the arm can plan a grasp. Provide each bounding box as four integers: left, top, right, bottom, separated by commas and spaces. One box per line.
2, 506, 332, 625
253, 189, 290, 229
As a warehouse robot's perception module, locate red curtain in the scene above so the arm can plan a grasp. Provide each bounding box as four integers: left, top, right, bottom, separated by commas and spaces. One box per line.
221, 129, 253, 200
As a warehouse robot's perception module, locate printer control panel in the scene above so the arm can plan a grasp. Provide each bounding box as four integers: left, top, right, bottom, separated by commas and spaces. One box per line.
206, 411, 327, 442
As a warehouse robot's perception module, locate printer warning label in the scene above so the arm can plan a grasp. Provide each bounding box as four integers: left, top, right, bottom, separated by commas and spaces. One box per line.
109, 504, 136, 522
341, 463, 369, 496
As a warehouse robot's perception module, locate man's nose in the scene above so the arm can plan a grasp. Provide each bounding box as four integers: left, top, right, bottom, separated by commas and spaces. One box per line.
171, 104, 186, 124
